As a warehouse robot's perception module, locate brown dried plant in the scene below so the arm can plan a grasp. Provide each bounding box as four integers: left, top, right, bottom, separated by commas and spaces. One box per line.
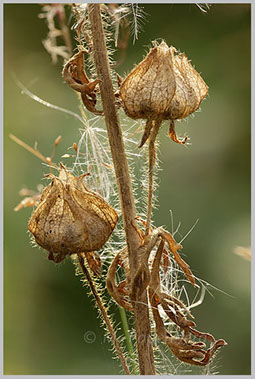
119, 41, 208, 235
62, 50, 103, 115
12, 3, 227, 375
12, 135, 130, 374
107, 224, 226, 367
28, 163, 118, 264
119, 41, 208, 148
39, 4, 73, 63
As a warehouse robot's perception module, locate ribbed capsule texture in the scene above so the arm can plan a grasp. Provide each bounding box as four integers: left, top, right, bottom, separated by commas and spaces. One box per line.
120, 41, 208, 121
28, 165, 118, 260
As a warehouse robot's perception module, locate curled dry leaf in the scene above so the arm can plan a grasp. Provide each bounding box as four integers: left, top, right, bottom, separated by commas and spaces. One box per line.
62, 50, 103, 115
28, 164, 118, 263
148, 239, 227, 366
119, 41, 208, 146
106, 226, 226, 366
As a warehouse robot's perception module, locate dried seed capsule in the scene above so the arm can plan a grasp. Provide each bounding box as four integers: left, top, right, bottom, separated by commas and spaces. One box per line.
28, 164, 118, 263
119, 41, 208, 146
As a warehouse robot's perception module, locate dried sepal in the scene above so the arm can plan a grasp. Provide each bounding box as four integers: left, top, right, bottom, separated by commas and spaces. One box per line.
137, 226, 195, 287
106, 249, 133, 311
62, 50, 103, 115
107, 223, 226, 366
28, 164, 118, 263
107, 225, 195, 311
161, 229, 195, 286
120, 41, 208, 120
148, 239, 227, 367
119, 41, 208, 146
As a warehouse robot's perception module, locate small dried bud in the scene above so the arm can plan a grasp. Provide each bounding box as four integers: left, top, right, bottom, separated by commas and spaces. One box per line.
28, 164, 118, 263
54, 135, 62, 147
120, 41, 208, 121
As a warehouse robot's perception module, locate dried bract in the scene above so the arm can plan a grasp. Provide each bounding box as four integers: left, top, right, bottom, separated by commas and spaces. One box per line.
28, 164, 118, 263
106, 224, 227, 367
148, 240, 227, 366
119, 41, 208, 146
62, 50, 103, 115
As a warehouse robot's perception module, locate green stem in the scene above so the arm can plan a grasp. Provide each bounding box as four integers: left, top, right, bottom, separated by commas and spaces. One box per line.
77, 254, 130, 375
118, 306, 139, 374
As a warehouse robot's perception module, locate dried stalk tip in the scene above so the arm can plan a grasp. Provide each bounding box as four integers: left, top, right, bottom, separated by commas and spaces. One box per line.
28, 164, 118, 263
120, 41, 208, 146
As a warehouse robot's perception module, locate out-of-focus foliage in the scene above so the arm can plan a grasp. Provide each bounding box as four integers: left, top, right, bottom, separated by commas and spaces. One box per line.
4, 4, 250, 375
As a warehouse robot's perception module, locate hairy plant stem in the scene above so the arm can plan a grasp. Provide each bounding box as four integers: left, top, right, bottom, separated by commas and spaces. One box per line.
145, 119, 162, 236
118, 307, 139, 374
77, 254, 130, 375
88, 4, 156, 375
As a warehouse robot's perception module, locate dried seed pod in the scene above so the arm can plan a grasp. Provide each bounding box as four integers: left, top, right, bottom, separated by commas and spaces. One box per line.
28, 164, 118, 263
119, 41, 208, 146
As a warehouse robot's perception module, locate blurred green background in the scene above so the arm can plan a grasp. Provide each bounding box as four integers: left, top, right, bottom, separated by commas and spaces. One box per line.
4, 3, 251, 375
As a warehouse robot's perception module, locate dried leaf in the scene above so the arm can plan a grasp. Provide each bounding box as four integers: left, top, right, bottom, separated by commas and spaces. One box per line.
62, 50, 103, 115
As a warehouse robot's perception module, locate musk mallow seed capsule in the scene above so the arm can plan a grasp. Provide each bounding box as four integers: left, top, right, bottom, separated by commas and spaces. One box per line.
28, 164, 118, 263
119, 41, 208, 146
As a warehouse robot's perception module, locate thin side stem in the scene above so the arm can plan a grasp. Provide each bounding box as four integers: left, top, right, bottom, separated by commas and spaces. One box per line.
9, 134, 57, 168
88, 4, 156, 375
77, 253, 130, 375
145, 119, 162, 236
118, 307, 139, 374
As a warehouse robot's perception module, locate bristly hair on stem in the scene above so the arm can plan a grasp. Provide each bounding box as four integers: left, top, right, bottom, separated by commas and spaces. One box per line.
75, 253, 130, 375
145, 118, 162, 236
12, 3, 228, 375
87, 3, 156, 374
